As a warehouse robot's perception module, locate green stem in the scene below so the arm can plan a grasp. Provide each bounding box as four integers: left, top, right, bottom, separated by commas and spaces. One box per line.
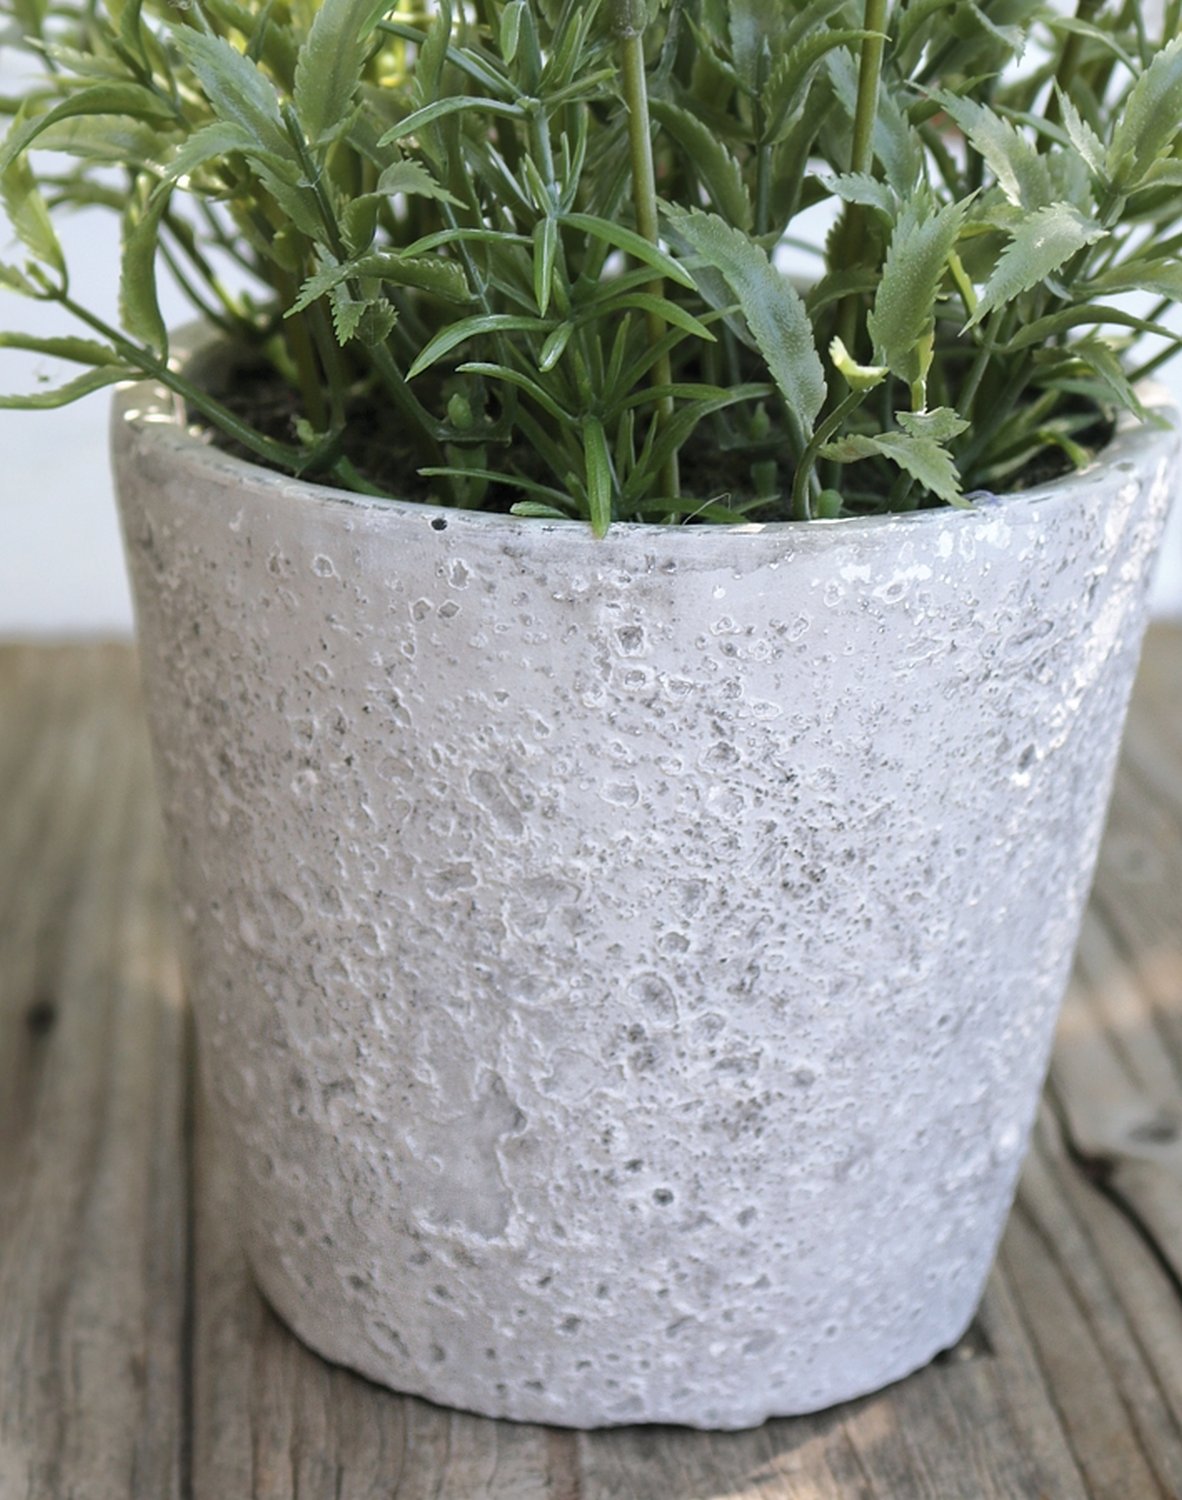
754, 45, 772, 238
282, 104, 444, 466
528, 100, 597, 410
616, 1, 679, 502
60, 295, 308, 471
1129, 340, 1182, 384
163, 213, 244, 322
1045, 0, 1103, 126
836, 0, 889, 357
276, 268, 329, 431
306, 302, 349, 433
791, 387, 867, 521
159, 242, 239, 340
959, 353, 1035, 477
956, 305, 1004, 425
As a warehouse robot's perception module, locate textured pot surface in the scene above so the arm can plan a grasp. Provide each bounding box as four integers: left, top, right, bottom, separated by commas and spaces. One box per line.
112, 357, 1178, 1429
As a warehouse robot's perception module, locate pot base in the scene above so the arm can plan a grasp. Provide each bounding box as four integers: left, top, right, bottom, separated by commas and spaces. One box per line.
248, 1245, 979, 1429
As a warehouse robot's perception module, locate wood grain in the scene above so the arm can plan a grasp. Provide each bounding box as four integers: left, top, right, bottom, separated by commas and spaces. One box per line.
3, 630, 1182, 1498
0, 646, 188, 1500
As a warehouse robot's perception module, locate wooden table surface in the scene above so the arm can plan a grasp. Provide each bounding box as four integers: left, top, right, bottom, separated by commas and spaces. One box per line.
3, 631, 1182, 1499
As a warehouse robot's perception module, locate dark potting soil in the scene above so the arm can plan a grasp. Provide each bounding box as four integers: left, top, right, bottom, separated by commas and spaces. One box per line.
195, 355, 1115, 521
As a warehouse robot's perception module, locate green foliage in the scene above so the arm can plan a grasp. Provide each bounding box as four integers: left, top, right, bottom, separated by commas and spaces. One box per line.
663, 205, 825, 435
2, 0, 1182, 521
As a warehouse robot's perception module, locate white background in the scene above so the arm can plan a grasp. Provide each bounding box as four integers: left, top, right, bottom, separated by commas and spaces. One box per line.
3, 190, 1182, 634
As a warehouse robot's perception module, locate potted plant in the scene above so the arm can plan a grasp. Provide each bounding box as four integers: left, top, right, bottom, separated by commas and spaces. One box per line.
3, 0, 1181, 1430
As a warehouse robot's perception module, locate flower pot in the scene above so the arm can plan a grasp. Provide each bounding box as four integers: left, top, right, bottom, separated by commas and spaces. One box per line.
111, 336, 1179, 1429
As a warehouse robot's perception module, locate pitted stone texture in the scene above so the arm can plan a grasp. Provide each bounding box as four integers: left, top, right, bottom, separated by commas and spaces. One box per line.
112, 360, 1178, 1429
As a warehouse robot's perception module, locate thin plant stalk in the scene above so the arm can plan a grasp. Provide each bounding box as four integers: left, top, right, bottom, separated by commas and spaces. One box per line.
615, 0, 679, 503
836, 0, 889, 357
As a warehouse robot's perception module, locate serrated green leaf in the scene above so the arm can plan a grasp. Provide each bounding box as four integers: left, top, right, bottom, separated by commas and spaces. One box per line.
1140, 161, 1182, 190
377, 158, 461, 204
896, 406, 969, 443
968, 202, 1104, 328
358, 300, 398, 347
1085, 258, 1182, 302
868, 196, 968, 387
0, 85, 176, 175
649, 98, 751, 230
827, 46, 923, 195
33, 115, 169, 169
38, 44, 137, 81
330, 291, 368, 344
820, 429, 964, 505
762, 29, 884, 145
159, 121, 248, 184
662, 205, 824, 432
291, 249, 469, 318
728, 0, 792, 89
1108, 34, 1182, 189
294, 0, 391, 146
342, 195, 380, 256
0, 364, 133, 409
0, 154, 62, 273
0, 331, 122, 364
171, 28, 292, 162
360, 252, 470, 301
959, 0, 1033, 56
583, 413, 613, 537
821, 171, 898, 223
933, 91, 1052, 209
0, 262, 38, 296
157, 118, 321, 237
338, 164, 459, 252
325, 284, 396, 347
1054, 86, 1106, 182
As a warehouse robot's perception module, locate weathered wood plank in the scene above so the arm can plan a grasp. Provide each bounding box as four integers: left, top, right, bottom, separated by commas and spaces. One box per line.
6, 629, 1182, 1498
1023, 623, 1182, 1496
1003, 1118, 1182, 1499
0, 645, 188, 1500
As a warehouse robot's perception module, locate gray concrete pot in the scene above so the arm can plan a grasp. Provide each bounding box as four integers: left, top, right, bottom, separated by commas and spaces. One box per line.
111, 341, 1179, 1430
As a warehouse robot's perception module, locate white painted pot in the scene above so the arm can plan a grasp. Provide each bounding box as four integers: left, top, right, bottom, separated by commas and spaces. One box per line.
112, 342, 1179, 1429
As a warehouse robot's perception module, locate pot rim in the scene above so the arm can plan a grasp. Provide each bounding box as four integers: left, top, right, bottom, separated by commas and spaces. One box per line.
112, 322, 1180, 544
